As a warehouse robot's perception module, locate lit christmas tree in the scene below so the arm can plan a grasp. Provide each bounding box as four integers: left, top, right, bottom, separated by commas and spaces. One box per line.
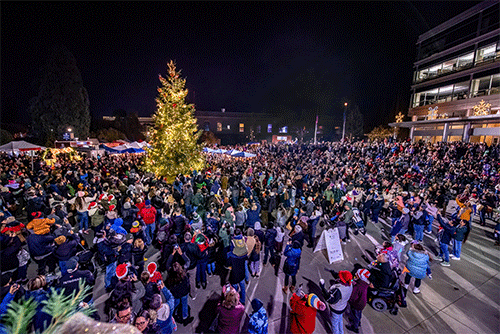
144, 61, 205, 182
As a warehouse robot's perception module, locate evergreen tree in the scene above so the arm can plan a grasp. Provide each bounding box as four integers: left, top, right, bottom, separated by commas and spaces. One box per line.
29, 45, 90, 145
346, 104, 365, 140
144, 61, 204, 182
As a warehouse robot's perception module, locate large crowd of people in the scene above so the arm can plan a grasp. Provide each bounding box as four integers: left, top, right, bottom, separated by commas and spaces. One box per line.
1, 139, 499, 333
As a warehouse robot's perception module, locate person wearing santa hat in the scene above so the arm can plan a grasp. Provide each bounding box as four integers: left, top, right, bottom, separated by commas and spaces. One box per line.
289, 283, 326, 334
345, 269, 371, 333
320, 270, 353, 334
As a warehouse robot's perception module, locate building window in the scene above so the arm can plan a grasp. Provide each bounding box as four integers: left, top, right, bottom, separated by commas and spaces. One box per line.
267, 124, 272, 133
471, 74, 499, 97
239, 123, 244, 133
203, 122, 210, 132
475, 43, 498, 64
217, 122, 222, 132
227, 125, 230, 130
279, 126, 288, 133
257, 125, 261, 134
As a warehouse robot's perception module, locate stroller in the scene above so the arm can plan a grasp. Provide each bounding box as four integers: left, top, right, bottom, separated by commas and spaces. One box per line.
367, 267, 407, 315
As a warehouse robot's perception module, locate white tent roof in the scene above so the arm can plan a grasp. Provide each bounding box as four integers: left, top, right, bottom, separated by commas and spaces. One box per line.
0, 140, 46, 153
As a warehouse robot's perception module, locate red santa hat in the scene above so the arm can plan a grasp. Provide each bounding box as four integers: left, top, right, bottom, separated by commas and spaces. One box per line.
98, 194, 106, 201
108, 194, 115, 202
116, 263, 128, 279
88, 202, 98, 211
147, 262, 158, 277
108, 204, 116, 211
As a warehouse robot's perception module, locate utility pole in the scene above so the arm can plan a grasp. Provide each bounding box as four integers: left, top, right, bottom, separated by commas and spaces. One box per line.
342, 102, 348, 142
314, 114, 318, 144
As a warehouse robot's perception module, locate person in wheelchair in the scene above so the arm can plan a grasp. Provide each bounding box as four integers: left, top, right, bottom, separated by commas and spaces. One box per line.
368, 253, 392, 290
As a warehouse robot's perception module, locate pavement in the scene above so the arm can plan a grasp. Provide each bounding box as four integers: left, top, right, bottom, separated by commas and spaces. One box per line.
25, 202, 500, 333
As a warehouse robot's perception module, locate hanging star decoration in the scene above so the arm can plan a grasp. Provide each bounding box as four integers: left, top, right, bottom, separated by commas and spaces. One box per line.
426, 106, 438, 120
472, 100, 491, 116
395, 112, 404, 123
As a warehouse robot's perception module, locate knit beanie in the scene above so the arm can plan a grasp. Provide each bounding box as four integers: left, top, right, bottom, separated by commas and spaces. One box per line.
294, 225, 302, 233
306, 294, 326, 310
55, 235, 66, 245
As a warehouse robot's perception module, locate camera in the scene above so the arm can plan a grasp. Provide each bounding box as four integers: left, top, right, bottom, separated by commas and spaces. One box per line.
174, 244, 179, 249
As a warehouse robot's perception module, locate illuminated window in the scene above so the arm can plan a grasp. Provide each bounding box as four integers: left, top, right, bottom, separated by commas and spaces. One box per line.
217, 122, 222, 132
279, 126, 288, 133
267, 124, 272, 133
239, 123, 244, 132
227, 125, 230, 130
257, 125, 261, 133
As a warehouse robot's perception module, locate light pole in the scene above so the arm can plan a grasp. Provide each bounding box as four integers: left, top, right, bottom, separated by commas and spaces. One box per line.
342, 102, 347, 142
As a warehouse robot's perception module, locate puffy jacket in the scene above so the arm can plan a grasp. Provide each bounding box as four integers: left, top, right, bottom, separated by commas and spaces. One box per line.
27, 233, 55, 258
283, 245, 301, 276
96, 238, 117, 265
0, 235, 22, 271
406, 249, 430, 280
139, 206, 157, 225
172, 214, 187, 235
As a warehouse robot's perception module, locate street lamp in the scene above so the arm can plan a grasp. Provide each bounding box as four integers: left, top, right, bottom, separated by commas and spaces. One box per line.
342, 102, 348, 142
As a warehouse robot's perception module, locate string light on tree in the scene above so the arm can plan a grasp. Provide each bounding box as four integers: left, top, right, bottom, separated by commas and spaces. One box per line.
143, 60, 205, 182
472, 100, 491, 116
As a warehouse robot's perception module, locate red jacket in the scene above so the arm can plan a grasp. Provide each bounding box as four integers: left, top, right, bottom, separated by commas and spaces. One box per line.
290, 293, 317, 334
139, 206, 157, 225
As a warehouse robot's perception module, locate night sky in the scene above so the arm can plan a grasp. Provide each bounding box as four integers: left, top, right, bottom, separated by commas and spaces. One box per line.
1, 1, 483, 131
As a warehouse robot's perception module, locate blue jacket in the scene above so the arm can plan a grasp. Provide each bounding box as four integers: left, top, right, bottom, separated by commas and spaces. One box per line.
406, 249, 430, 280
283, 245, 301, 276
248, 305, 269, 334
156, 287, 175, 334
246, 204, 261, 229
27, 233, 55, 258
437, 215, 456, 244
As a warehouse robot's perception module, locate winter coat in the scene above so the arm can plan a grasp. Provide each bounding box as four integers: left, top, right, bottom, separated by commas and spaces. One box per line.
0, 235, 22, 271
95, 238, 117, 265
264, 228, 277, 247
26, 218, 55, 235
406, 249, 430, 280
217, 303, 245, 334
248, 304, 268, 334
139, 206, 157, 225
156, 287, 175, 334
27, 233, 55, 258
54, 236, 79, 261
437, 215, 456, 244
289, 292, 318, 334
454, 225, 467, 242
246, 204, 261, 229
283, 245, 301, 276
172, 214, 187, 235
348, 279, 370, 311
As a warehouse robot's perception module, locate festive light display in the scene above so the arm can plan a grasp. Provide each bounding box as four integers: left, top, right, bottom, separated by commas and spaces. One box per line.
143, 61, 205, 182
395, 112, 404, 123
472, 100, 492, 116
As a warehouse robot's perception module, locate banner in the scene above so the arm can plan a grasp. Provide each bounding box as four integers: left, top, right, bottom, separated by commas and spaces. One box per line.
314, 228, 344, 264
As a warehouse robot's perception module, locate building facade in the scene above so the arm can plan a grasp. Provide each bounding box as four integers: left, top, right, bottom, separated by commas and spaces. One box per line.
105, 111, 296, 145
391, 0, 500, 145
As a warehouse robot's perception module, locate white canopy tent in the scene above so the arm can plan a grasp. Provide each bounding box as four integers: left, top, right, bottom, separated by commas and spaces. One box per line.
0, 140, 46, 171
